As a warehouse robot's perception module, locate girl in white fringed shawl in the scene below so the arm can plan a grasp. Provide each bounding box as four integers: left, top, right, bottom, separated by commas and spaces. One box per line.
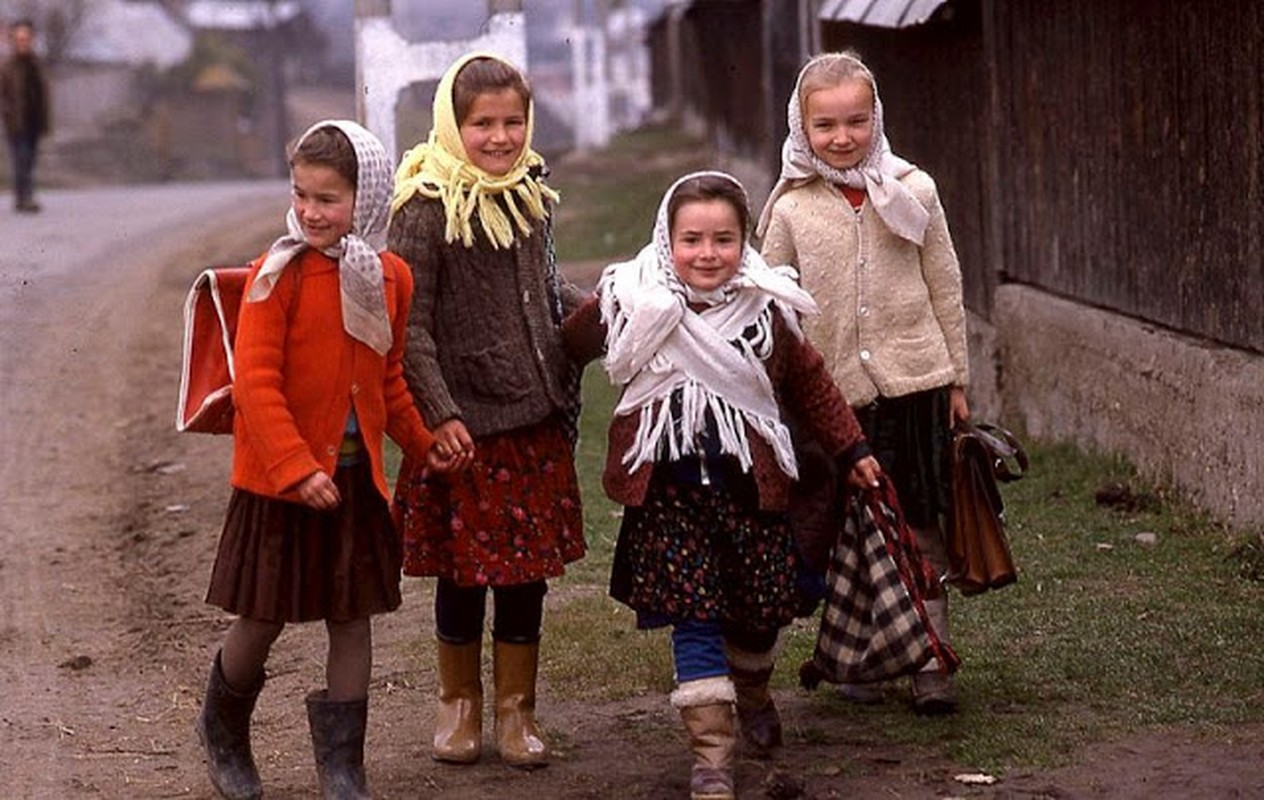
758, 50, 972, 716
564, 171, 881, 800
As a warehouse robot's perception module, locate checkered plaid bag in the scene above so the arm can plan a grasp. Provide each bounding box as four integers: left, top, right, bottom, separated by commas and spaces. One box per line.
799, 478, 959, 687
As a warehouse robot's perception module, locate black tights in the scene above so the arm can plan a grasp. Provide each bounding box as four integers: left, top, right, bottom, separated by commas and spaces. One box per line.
434, 578, 547, 645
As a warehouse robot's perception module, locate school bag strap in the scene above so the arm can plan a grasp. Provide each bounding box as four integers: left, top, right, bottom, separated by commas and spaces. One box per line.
971, 422, 1029, 483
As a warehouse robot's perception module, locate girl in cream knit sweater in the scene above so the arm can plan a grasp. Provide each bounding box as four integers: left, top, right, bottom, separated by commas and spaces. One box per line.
758, 51, 970, 716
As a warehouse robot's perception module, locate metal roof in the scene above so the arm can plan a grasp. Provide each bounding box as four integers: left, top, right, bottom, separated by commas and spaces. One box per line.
818, 0, 949, 28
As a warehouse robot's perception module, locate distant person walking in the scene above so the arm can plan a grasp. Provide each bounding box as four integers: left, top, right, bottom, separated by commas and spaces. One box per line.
1, 18, 50, 213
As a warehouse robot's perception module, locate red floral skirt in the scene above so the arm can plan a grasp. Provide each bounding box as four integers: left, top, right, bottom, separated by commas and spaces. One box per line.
393, 418, 586, 587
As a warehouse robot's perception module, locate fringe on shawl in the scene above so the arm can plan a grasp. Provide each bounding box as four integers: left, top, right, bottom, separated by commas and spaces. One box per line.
390, 139, 559, 250
602, 296, 800, 480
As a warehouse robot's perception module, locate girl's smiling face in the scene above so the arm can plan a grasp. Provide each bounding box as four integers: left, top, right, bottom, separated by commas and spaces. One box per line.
459, 88, 528, 176
670, 198, 744, 293
803, 77, 876, 171
290, 161, 355, 250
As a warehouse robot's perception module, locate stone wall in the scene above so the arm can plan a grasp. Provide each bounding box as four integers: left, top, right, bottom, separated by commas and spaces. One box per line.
994, 285, 1264, 528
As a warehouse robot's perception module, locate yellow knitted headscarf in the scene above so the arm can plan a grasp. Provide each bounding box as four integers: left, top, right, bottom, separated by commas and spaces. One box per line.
390, 51, 559, 250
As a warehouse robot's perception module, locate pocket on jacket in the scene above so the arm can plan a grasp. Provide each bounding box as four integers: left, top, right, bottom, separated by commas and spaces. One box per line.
456, 341, 532, 401
894, 330, 951, 377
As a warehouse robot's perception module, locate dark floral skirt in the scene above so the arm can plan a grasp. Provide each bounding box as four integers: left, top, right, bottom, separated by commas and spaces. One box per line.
609, 467, 799, 633
393, 417, 585, 587
205, 460, 402, 623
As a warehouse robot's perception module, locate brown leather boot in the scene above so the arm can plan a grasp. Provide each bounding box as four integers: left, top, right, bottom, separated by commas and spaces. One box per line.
672, 676, 737, 800
433, 639, 483, 763
493, 640, 549, 768
725, 642, 781, 756
912, 597, 959, 715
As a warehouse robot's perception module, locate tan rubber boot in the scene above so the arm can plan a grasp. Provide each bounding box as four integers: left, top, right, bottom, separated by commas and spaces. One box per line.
433, 639, 483, 763
672, 676, 737, 800
911, 597, 959, 715
725, 642, 781, 756
493, 640, 549, 768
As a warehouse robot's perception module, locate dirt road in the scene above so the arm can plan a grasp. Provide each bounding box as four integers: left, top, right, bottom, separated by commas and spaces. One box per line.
1, 184, 1261, 799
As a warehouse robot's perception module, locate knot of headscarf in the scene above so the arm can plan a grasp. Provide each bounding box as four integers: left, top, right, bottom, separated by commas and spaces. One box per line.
756, 52, 929, 246
390, 51, 559, 250
249, 119, 394, 356
599, 170, 818, 478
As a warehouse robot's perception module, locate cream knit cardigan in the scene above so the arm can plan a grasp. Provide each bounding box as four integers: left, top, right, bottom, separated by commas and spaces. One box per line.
759, 169, 969, 407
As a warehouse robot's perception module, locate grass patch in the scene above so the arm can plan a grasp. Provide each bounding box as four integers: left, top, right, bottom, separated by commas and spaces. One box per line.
543, 592, 674, 701
774, 440, 1264, 770
550, 124, 712, 263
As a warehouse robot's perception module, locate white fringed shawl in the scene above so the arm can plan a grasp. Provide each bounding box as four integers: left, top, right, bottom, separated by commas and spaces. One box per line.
599, 171, 819, 478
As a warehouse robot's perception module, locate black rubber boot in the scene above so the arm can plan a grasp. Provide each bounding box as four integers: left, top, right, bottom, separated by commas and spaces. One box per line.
195, 652, 263, 800
306, 690, 370, 799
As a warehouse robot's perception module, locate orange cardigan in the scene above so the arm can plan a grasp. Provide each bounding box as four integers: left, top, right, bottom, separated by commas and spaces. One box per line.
230, 248, 435, 502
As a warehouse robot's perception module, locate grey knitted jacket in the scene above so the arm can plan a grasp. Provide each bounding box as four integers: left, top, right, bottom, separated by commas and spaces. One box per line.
388, 196, 587, 438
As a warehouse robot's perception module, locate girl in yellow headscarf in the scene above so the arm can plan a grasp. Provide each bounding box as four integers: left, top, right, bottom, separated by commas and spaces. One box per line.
388, 52, 588, 771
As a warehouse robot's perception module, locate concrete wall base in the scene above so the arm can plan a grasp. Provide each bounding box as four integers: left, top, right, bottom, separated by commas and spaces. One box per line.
995, 284, 1264, 528
965, 309, 1001, 423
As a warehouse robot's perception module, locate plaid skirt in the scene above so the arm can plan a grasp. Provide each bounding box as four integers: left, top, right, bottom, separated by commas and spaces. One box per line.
393, 417, 585, 587
205, 460, 402, 623
803, 479, 959, 686
609, 466, 799, 633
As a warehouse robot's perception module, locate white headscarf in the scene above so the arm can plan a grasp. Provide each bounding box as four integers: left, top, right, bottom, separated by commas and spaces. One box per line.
756, 52, 929, 246
600, 170, 819, 478
249, 119, 395, 356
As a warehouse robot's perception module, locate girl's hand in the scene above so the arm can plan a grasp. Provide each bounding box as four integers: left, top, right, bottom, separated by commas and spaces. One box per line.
949, 386, 971, 427
846, 455, 883, 490
431, 418, 475, 470
296, 470, 341, 510
425, 442, 463, 473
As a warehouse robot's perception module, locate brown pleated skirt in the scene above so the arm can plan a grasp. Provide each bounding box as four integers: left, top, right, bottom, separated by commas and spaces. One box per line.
205, 460, 402, 623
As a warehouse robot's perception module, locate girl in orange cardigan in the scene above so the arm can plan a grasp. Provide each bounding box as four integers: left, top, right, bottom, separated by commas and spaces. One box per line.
196, 120, 455, 800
